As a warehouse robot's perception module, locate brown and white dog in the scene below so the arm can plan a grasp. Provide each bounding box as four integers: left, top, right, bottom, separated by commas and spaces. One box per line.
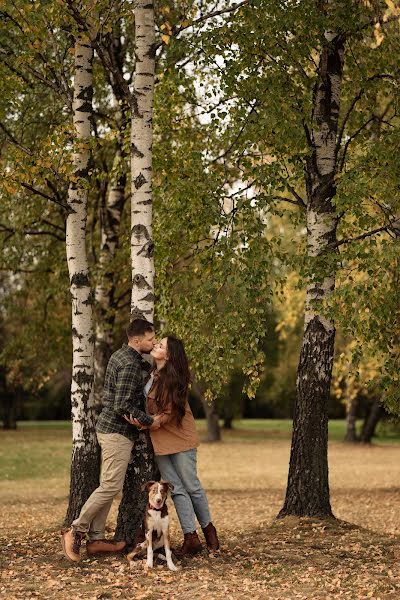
126, 480, 178, 572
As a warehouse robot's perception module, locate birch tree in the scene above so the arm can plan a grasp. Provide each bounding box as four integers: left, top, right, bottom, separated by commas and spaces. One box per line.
278, 28, 345, 517
115, 0, 158, 545
64, 35, 100, 524
130, 0, 156, 320
93, 25, 130, 410
195, 0, 399, 516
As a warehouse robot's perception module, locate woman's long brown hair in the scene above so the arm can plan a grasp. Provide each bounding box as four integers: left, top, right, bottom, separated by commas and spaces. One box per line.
154, 336, 190, 426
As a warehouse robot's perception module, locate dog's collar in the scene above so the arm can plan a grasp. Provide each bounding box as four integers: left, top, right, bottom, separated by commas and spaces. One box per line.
148, 504, 162, 511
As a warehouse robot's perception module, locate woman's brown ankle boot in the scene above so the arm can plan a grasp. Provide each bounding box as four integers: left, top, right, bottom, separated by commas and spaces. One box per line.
174, 531, 203, 557
202, 522, 220, 551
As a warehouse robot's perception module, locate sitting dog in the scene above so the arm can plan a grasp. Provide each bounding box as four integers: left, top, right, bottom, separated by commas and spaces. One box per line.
126, 480, 178, 572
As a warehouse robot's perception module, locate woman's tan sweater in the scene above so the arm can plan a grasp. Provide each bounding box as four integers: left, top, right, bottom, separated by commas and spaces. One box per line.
146, 375, 199, 456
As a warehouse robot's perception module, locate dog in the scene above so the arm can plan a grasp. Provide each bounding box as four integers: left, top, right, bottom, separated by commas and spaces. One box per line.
126, 480, 178, 572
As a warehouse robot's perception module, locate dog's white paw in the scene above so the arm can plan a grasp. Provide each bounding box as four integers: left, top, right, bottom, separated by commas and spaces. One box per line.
167, 562, 179, 572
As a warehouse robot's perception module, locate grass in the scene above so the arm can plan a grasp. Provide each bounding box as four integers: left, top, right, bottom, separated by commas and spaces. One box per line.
0, 424, 399, 599
1, 418, 399, 481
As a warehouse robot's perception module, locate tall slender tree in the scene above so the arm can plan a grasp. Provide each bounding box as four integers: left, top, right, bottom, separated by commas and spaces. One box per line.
115, 0, 158, 545
130, 0, 156, 319
279, 27, 345, 517
64, 34, 101, 524
93, 28, 130, 408
193, 0, 400, 516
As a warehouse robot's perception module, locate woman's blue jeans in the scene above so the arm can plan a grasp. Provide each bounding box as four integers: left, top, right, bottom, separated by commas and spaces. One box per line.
155, 448, 212, 534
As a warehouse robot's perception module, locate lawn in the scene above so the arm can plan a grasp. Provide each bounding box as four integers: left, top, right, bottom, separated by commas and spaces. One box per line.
0, 422, 399, 599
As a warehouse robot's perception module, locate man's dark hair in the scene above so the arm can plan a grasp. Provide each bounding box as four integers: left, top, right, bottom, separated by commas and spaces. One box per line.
126, 319, 154, 339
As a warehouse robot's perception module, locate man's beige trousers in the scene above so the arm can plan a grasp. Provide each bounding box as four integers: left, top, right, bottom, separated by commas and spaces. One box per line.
72, 432, 134, 541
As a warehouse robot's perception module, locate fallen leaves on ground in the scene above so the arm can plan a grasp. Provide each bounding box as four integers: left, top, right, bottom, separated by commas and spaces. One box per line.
0, 439, 399, 599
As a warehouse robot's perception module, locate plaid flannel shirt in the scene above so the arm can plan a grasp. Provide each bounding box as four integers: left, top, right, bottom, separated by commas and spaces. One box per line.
96, 344, 154, 441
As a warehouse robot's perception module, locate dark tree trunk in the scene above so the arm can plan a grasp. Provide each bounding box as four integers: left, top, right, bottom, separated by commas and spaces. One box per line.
115, 432, 158, 547
279, 29, 345, 518
63, 437, 101, 526
204, 399, 221, 442
0, 368, 17, 429
223, 415, 233, 430
360, 399, 384, 444
344, 397, 359, 442
2, 396, 17, 430
279, 320, 335, 517
223, 393, 234, 429
94, 337, 113, 414
192, 382, 221, 442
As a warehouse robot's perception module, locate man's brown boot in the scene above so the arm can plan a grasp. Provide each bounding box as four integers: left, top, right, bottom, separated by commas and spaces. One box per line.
174, 532, 203, 557
202, 522, 220, 551
61, 528, 85, 562
86, 539, 126, 556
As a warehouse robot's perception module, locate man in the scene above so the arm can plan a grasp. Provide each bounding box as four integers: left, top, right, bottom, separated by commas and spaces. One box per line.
61, 318, 161, 562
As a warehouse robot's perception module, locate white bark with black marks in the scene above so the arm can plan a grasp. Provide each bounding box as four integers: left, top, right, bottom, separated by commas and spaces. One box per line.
64, 37, 100, 525
94, 99, 127, 410
279, 29, 345, 518
117, 0, 157, 547
130, 0, 156, 320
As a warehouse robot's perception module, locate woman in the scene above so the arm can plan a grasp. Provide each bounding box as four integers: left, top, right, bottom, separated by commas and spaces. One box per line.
137, 336, 219, 556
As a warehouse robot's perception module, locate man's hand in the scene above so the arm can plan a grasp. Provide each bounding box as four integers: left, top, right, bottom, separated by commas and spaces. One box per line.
123, 414, 161, 431
123, 414, 148, 429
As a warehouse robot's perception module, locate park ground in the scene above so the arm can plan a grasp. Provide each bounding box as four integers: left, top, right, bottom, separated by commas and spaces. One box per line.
0, 421, 399, 600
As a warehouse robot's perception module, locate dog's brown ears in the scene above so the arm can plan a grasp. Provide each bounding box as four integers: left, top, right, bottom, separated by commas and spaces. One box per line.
161, 480, 174, 492
141, 480, 174, 492
141, 480, 157, 492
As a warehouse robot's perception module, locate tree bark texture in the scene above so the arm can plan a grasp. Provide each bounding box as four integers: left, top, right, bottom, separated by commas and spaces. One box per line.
193, 382, 221, 442
64, 37, 100, 525
114, 432, 158, 547
279, 31, 345, 518
130, 0, 156, 319
344, 396, 359, 442
94, 107, 127, 412
360, 398, 383, 443
204, 399, 221, 442
118, 1, 157, 543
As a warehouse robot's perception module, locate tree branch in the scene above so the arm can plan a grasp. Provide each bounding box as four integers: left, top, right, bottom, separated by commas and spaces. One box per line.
0, 221, 65, 242
0, 267, 54, 274
336, 74, 396, 151
339, 117, 375, 172
22, 229, 65, 241
335, 225, 390, 247
272, 196, 305, 208
20, 183, 70, 212
0, 121, 32, 155
155, 0, 250, 49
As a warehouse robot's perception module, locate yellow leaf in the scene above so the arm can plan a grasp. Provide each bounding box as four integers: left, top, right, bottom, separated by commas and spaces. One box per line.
161, 34, 170, 45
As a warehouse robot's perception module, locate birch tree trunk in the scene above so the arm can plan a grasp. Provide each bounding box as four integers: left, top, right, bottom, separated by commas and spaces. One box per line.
130, 0, 156, 320
116, 1, 157, 545
94, 106, 127, 412
64, 36, 101, 525
279, 30, 345, 518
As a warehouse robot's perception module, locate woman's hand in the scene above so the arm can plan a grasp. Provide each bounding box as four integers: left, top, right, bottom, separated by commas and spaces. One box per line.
149, 414, 162, 431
